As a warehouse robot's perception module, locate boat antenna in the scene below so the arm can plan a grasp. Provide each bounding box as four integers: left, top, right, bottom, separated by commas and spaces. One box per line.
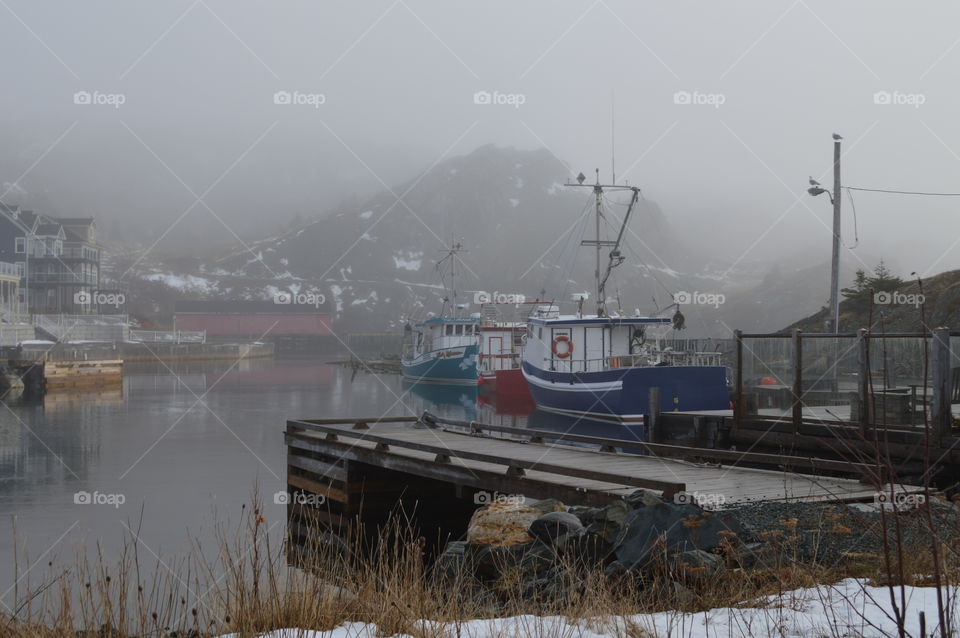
611, 91, 616, 184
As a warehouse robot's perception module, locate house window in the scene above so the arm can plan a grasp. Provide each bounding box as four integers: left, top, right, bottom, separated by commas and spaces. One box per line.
14, 238, 24, 253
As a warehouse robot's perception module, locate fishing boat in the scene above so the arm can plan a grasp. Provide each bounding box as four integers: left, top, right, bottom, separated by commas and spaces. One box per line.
477, 301, 539, 397
401, 242, 480, 385
520, 171, 730, 423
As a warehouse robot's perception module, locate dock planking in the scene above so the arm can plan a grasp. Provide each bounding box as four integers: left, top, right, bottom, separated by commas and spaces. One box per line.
285, 416, 908, 510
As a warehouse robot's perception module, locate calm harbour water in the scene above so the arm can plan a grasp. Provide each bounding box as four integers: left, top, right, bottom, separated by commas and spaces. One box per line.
0, 355, 661, 606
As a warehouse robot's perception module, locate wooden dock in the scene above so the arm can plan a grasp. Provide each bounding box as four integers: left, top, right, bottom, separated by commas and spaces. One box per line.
43, 359, 123, 392
283, 413, 920, 556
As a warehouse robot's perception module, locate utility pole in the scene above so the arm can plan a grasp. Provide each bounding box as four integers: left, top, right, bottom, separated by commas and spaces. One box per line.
828, 135, 842, 333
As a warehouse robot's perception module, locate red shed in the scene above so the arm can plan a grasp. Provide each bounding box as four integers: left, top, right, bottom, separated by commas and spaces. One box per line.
173, 300, 332, 338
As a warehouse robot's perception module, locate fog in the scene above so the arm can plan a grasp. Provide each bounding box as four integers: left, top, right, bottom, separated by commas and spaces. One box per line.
3, 1, 960, 277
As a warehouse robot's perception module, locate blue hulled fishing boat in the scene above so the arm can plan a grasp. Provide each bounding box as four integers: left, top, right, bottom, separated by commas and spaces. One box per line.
401, 242, 480, 385
521, 172, 730, 423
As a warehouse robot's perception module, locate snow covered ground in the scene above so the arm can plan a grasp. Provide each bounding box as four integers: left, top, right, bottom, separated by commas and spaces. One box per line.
216, 580, 955, 637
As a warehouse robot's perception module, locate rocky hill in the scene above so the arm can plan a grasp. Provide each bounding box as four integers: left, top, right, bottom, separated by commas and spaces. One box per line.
784, 268, 960, 333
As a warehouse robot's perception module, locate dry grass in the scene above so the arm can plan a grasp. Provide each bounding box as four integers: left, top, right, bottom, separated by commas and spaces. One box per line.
3, 494, 959, 638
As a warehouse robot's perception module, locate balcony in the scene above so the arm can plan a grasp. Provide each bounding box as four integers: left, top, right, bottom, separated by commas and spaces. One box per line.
59, 247, 100, 261
0, 262, 22, 278
28, 272, 98, 285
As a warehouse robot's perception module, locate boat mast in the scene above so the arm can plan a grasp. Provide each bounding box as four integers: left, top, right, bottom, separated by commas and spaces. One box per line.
438, 240, 465, 317
568, 170, 639, 317
593, 172, 603, 316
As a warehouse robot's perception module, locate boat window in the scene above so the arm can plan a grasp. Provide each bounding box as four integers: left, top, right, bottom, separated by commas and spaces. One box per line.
538, 327, 542, 340
455, 324, 463, 335
445, 325, 453, 336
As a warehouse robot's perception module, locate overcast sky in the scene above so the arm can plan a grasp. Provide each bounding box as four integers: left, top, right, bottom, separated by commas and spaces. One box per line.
3, 1, 960, 277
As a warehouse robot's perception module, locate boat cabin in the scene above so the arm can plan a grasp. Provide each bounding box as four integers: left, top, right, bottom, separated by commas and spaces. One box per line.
478, 302, 538, 374
525, 312, 675, 373
404, 316, 480, 358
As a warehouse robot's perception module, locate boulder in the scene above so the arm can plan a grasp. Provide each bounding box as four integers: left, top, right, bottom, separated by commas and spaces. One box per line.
466, 500, 564, 546
464, 541, 534, 583
624, 489, 664, 509
670, 549, 724, 584
731, 541, 778, 570
463, 540, 560, 587
564, 530, 615, 567
432, 540, 470, 584
586, 500, 630, 544
612, 503, 744, 571
568, 505, 599, 525
528, 511, 585, 548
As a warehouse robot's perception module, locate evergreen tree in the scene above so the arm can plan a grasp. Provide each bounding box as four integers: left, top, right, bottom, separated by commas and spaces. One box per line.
866, 259, 902, 292
841, 268, 868, 299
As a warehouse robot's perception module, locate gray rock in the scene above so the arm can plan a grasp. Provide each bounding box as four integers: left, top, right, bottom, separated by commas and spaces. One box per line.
587, 500, 630, 544
432, 540, 469, 584
733, 541, 777, 570
568, 505, 600, 525
528, 511, 585, 548
464, 541, 533, 582
670, 549, 724, 582
564, 530, 615, 567
624, 489, 664, 509
517, 543, 559, 581
613, 503, 744, 571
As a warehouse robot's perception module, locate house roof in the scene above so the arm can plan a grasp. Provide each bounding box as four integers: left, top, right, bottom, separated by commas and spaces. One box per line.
34, 223, 65, 237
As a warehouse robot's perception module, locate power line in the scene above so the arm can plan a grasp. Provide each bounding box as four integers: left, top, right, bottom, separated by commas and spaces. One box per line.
846, 186, 960, 196
843, 187, 859, 249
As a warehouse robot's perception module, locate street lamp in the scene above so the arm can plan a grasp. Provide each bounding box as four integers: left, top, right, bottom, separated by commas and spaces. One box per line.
807, 185, 833, 203
807, 135, 842, 334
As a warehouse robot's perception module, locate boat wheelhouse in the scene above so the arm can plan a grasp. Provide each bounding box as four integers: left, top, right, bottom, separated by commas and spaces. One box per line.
402, 316, 480, 384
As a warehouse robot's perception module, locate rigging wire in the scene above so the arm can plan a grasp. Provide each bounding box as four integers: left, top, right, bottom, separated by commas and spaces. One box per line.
538, 194, 595, 303
601, 191, 679, 310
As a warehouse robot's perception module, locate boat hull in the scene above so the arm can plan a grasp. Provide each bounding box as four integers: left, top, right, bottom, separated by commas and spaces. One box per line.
402, 345, 478, 385
479, 367, 529, 393
521, 361, 729, 423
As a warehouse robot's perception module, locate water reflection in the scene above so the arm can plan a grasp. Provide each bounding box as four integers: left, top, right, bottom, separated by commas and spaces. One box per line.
0, 355, 671, 609
403, 380, 479, 421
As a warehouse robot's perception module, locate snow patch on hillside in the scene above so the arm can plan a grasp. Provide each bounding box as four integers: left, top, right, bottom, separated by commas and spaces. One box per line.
393, 251, 423, 271
329, 285, 344, 312
144, 273, 216, 293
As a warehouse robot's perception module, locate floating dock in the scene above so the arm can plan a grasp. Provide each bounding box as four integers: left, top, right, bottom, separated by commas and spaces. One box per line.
43, 359, 123, 392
